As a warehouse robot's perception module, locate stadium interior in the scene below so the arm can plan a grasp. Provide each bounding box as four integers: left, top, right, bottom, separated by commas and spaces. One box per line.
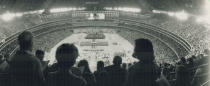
0, 0, 210, 86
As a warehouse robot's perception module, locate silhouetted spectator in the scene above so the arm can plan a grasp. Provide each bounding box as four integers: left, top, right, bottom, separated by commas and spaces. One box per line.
9, 31, 44, 86
0, 54, 9, 73
0, 54, 4, 64
163, 63, 170, 79
175, 57, 190, 86
36, 50, 49, 71
105, 56, 127, 86
0, 54, 5, 72
71, 67, 83, 77
128, 63, 132, 68
78, 60, 96, 86
126, 39, 161, 86
94, 61, 108, 86
122, 63, 127, 70
4, 53, 10, 63
47, 63, 59, 73
46, 44, 86, 86
187, 57, 196, 85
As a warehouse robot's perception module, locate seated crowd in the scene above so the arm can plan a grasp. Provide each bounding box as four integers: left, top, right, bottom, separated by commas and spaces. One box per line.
0, 31, 209, 86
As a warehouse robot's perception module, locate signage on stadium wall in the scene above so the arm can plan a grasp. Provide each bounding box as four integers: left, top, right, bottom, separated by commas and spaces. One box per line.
87, 13, 105, 20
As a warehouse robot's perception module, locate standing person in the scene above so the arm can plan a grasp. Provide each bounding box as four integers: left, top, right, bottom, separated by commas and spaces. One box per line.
94, 61, 108, 86
78, 60, 96, 86
126, 39, 161, 86
9, 31, 44, 86
0, 54, 9, 73
35, 50, 49, 71
46, 44, 86, 86
122, 63, 127, 70
35, 50, 49, 78
0, 54, 5, 72
105, 56, 127, 86
175, 57, 190, 86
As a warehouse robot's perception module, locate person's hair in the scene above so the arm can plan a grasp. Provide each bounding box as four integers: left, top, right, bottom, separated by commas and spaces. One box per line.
36, 50, 45, 55
122, 63, 127, 69
113, 56, 122, 65
134, 39, 154, 53
133, 38, 154, 62
56, 44, 78, 68
35, 50, 45, 60
4, 54, 9, 59
180, 57, 186, 64
78, 60, 91, 73
18, 31, 33, 50
188, 58, 194, 64
97, 61, 104, 70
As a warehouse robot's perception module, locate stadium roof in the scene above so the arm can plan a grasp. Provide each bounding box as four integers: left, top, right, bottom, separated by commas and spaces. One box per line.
0, 0, 203, 14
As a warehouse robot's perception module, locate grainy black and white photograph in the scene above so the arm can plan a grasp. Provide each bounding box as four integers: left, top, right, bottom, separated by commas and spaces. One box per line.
0, 0, 209, 86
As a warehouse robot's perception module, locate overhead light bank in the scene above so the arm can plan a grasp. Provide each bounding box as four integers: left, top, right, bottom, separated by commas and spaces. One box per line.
105, 7, 141, 13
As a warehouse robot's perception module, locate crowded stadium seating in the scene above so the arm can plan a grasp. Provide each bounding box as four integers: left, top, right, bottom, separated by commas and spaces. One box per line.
0, 10, 209, 86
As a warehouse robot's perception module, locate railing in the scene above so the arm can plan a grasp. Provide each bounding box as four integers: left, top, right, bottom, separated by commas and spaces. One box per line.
201, 80, 210, 86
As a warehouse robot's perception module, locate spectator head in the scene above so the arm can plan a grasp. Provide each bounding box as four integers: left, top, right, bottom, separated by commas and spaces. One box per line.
36, 50, 45, 60
180, 57, 186, 64
128, 63, 132, 67
18, 31, 33, 51
97, 61, 104, 71
78, 60, 91, 73
113, 56, 122, 66
56, 44, 78, 69
122, 63, 127, 69
0, 54, 3, 61
133, 38, 154, 62
4, 53, 9, 60
188, 58, 194, 64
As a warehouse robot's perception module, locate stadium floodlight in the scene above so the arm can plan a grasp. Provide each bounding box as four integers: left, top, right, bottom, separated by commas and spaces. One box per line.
50, 8, 71, 13
50, 7, 85, 13
118, 7, 141, 12
204, 0, 210, 16
0, 11, 23, 22
105, 7, 141, 13
175, 10, 189, 21
168, 12, 175, 17
1, 12, 16, 21
15, 13, 23, 17
194, 0, 210, 24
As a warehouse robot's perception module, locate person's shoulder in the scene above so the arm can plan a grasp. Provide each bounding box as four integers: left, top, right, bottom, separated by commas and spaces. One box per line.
105, 65, 112, 71
128, 62, 140, 71
70, 73, 86, 86
176, 64, 186, 71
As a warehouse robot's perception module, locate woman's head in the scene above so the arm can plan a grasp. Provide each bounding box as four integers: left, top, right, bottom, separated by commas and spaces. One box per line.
97, 61, 105, 71
56, 44, 79, 69
78, 60, 91, 73
133, 39, 154, 63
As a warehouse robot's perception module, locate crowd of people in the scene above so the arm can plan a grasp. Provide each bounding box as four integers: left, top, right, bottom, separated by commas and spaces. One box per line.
0, 31, 209, 86
137, 15, 210, 55
0, 12, 209, 86
1, 12, 210, 58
